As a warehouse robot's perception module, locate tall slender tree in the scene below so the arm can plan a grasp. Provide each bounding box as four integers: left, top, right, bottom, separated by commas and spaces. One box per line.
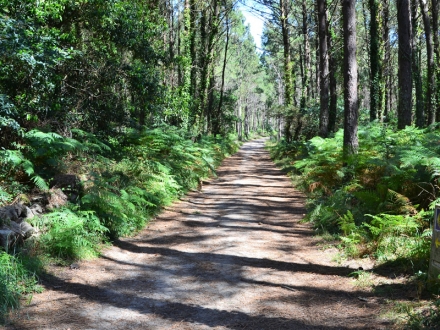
411, 0, 424, 127
280, 0, 293, 141
342, 0, 358, 155
419, 0, 435, 125
317, 0, 329, 137
396, 0, 412, 129
368, 0, 384, 121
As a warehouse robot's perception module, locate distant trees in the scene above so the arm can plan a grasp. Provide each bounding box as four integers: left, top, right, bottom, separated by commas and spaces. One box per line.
0, 0, 272, 152
257, 0, 440, 148
3, 0, 440, 151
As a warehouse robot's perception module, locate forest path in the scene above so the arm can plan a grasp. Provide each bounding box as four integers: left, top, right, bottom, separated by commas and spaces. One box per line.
7, 138, 389, 329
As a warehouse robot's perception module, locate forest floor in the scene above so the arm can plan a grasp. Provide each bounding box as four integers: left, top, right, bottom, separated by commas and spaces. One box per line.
4, 138, 416, 329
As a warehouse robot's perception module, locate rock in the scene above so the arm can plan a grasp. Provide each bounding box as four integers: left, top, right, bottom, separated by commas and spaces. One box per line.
51, 174, 81, 190
0, 229, 19, 251
22, 206, 35, 220
20, 222, 34, 239
9, 221, 21, 234
30, 203, 44, 214
47, 188, 68, 210
50, 174, 81, 202
0, 204, 26, 224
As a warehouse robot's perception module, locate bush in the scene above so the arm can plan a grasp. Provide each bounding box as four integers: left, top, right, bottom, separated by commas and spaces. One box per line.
269, 123, 440, 269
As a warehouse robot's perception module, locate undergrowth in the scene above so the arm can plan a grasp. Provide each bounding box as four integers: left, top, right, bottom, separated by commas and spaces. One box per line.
0, 252, 43, 323
269, 123, 439, 266
0, 125, 240, 322
269, 122, 440, 326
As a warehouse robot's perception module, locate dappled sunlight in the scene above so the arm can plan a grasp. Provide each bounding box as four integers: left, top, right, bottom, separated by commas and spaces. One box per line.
9, 139, 388, 329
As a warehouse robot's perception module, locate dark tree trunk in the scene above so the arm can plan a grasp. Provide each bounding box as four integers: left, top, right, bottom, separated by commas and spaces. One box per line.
214, 8, 230, 136
315, 2, 320, 99
317, 0, 329, 137
411, 1, 425, 127
280, 0, 292, 142
328, 24, 337, 133
343, 0, 359, 155
419, 0, 435, 125
383, 0, 391, 121
396, 0, 412, 129
369, 0, 384, 121
302, 0, 311, 104
432, 0, 440, 121
189, 0, 197, 100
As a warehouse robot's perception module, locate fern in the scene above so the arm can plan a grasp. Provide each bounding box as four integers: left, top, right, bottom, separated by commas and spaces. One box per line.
31, 208, 108, 260
338, 211, 356, 236
0, 150, 49, 190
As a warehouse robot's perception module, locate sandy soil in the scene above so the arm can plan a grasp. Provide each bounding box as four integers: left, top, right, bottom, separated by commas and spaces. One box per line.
5, 138, 393, 329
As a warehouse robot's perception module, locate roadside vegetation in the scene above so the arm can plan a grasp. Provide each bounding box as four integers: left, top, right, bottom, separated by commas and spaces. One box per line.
268, 122, 440, 328
0, 127, 242, 321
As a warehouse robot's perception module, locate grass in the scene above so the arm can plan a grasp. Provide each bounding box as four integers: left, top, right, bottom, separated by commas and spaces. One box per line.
0, 251, 43, 323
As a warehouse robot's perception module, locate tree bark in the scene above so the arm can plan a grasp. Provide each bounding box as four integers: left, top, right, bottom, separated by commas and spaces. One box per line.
432, 0, 440, 121
383, 0, 391, 121
280, 0, 292, 141
317, 0, 329, 137
411, 0, 425, 127
189, 0, 197, 100
419, 0, 435, 125
328, 23, 337, 133
343, 0, 359, 155
369, 0, 384, 121
302, 0, 311, 104
396, 0, 412, 129
214, 8, 230, 136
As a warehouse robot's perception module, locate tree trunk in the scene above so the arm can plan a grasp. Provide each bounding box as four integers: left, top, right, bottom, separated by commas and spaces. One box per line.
419, 0, 435, 125
328, 24, 337, 133
280, 0, 292, 142
432, 0, 440, 121
315, 2, 320, 99
411, 0, 425, 127
244, 106, 250, 139
343, 0, 359, 155
317, 0, 329, 137
383, 0, 391, 121
189, 0, 197, 100
302, 0, 311, 104
396, 0, 412, 129
214, 9, 230, 136
369, 0, 384, 121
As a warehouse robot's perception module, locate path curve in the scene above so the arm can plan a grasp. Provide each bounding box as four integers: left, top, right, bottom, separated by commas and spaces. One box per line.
8, 138, 387, 329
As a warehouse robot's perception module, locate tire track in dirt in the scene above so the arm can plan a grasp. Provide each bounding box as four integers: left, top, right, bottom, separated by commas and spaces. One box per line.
6, 138, 389, 330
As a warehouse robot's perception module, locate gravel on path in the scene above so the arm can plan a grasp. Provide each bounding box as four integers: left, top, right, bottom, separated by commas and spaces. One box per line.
6, 138, 390, 330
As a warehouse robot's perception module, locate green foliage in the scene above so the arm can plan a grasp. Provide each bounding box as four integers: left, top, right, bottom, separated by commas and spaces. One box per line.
81, 127, 239, 238
0, 149, 48, 191
406, 299, 440, 329
30, 208, 108, 260
271, 123, 440, 269
294, 130, 345, 196
0, 252, 42, 323
363, 213, 431, 265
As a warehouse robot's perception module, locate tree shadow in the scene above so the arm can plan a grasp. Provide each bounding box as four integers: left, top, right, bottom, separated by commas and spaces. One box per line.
114, 240, 355, 277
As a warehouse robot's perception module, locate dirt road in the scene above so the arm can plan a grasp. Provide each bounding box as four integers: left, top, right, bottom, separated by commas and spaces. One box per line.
7, 138, 388, 329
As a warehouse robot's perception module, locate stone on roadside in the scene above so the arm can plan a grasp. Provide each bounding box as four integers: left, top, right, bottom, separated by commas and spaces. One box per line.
47, 188, 68, 210
0, 229, 19, 251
